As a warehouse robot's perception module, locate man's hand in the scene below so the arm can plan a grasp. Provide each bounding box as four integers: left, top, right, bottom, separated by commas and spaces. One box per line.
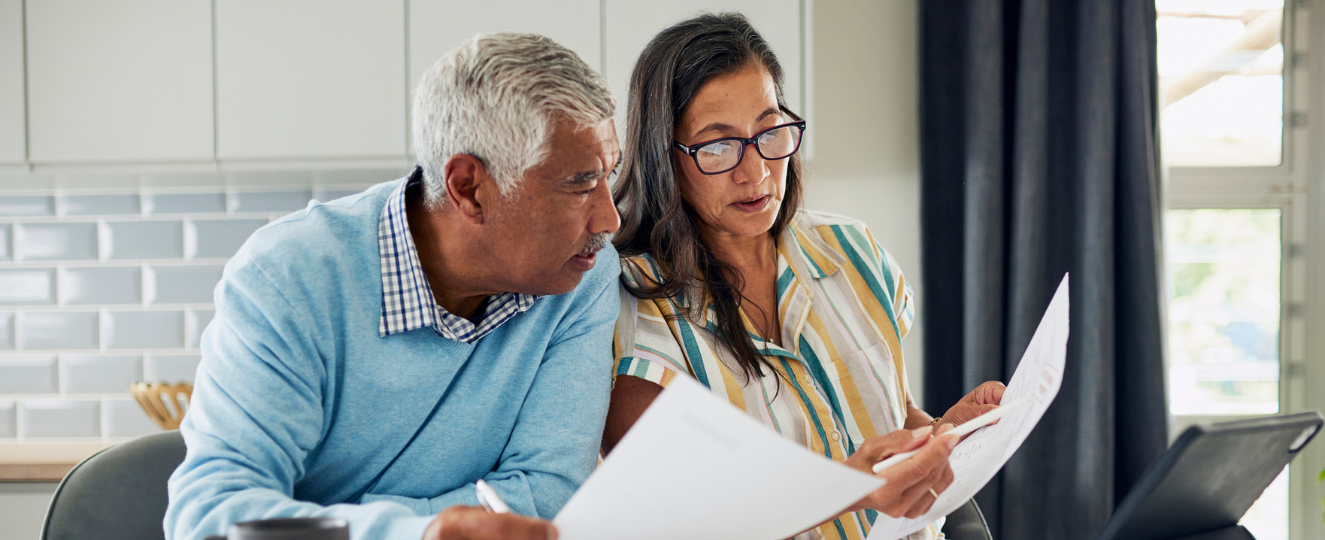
843, 425, 958, 518
939, 381, 1006, 433
422, 506, 557, 540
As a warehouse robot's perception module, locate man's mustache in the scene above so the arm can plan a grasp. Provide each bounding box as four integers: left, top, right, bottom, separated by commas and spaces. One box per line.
582, 233, 612, 254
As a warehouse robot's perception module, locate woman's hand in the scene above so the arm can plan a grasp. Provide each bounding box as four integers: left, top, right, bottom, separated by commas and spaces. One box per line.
939, 381, 1006, 435
843, 425, 959, 519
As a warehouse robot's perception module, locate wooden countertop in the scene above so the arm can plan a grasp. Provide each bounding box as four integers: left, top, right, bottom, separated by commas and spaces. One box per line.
0, 443, 115, 482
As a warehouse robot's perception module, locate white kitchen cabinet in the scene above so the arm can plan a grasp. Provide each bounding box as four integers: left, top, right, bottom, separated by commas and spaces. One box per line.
25, 0, 214, 163
0, 0, 23, 163
604, 1, 803, 122
407, 0, 600, 155
216, 0, 407, 160
409, 0, 601, 88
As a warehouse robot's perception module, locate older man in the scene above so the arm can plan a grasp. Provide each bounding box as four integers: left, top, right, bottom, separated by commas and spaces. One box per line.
166, 33, 620, 540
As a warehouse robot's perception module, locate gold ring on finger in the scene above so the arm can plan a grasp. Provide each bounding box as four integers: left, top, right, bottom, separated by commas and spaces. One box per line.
929, 488, 939, 499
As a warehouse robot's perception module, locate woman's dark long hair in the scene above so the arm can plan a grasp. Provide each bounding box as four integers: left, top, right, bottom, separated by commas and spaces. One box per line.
612, 12, 804, 380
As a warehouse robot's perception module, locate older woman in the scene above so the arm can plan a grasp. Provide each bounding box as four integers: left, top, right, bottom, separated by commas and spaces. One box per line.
606, 13, 1006, 540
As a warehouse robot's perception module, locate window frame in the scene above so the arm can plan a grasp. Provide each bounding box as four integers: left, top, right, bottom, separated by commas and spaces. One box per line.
1160, 2, 1323, 539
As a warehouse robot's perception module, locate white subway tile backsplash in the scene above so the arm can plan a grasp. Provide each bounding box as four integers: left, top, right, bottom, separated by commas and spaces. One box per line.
226, 171, 312, 187
0, 223, 10, 261
106, 310, 184, 349
106, 398, 159, 438
20, 400, 100, 438
18, 312, 99, 350
312, 169, 399, 185
0, 356, 58, 393
146, 192, 227, 214
0, 268, 56, 305
230, 189, 313, 213
0, 195, 55, 217
48, 175, 142, 190
150, 265, 222, 304
142, 173, 224, 188
58, 266, 143, 305
187, 309, 214, 348
106, 220, 184, 259
16, 222, 99, 261
0, 170, 371, 440
0, 311, 12, 349
0, 401, 14, 438
145, 354, 201, 384
61, 355, 143, 393
59, 194, 141, 216
312, 189, 363, 203
191, 219, 267, 258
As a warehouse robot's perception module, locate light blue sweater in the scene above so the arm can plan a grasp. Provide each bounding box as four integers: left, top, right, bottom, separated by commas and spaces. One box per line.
165, 179, 620, 540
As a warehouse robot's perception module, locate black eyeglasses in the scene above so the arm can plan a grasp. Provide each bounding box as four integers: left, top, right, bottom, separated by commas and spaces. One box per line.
673, 110, 807, 175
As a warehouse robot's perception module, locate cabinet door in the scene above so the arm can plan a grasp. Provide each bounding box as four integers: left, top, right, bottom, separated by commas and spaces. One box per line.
0, 0, 23, 164
409, 0, 600, 87
216, 0, 407, 160
604, 1, 803, 118
408, 0, 601, 154
25, 0, 214, 163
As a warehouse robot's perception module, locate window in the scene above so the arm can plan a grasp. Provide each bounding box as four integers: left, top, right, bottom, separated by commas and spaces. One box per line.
1165, 209, 1287, 539
1157, 1, 1314, 538
1166, 209, 1281, 417
1158, 0, 1285, 167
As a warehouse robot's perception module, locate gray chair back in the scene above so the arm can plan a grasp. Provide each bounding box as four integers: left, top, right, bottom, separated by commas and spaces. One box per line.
41, 430, 186, 540
945, 498, 993, 540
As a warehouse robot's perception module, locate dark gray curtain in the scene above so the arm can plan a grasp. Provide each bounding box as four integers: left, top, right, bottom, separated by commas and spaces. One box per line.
918, 1, 1169, 539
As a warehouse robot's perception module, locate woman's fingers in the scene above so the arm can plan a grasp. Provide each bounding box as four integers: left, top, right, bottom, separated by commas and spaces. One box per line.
900, 455, 957, 518
976, 381, 1007, 405
842, 427, 941, 514
972, 404, 1000, 424
894, 438, 955, 517
874, 433, 957, 517
854, 426, 931, 465
879, 434, 950, 486
893, 461, 945, 516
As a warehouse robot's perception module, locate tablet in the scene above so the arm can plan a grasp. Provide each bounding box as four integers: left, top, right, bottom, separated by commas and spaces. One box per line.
1095, 411, 1323, 540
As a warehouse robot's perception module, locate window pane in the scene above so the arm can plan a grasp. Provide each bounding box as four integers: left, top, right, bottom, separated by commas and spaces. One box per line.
1157, 0, 1283, 166
1240, 467, 1289, 540
1166, 209, 1280, 415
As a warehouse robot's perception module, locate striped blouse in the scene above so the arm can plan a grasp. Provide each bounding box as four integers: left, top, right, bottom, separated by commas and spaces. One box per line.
612, 210, 937, 540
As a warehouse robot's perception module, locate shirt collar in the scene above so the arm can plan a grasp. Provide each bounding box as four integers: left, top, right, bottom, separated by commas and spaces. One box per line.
785, 217, 845, 279
695, 213, 845, 328
377, 168, 538, 343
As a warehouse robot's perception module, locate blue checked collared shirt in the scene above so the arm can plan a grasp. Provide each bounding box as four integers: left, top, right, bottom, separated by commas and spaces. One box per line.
378, 169, 537, 342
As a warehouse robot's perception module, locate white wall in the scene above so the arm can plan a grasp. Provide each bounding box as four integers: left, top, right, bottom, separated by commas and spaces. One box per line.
803, 0, 925, 405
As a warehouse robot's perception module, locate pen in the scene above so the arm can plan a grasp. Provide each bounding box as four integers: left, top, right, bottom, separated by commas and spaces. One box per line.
871, 397, 1030, 474
475, 479, 511, 514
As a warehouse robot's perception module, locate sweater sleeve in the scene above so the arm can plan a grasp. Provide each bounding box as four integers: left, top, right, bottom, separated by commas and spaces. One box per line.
165, 260, 433, 540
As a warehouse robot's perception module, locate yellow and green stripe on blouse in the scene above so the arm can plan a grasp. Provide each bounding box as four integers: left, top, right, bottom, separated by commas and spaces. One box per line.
613, 210, 937, 540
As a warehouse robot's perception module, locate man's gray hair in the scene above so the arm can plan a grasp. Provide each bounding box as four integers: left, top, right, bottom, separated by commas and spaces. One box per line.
412, 32, 616, 205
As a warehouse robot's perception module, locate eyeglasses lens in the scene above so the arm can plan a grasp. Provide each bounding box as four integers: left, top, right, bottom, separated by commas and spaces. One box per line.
757, 126, 798, 159
696, 140, 742, 173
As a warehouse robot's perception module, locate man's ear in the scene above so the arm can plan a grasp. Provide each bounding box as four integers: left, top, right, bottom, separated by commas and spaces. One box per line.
442, 154, 489, 224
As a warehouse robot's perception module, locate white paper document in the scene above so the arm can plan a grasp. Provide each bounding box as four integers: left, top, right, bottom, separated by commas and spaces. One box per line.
554, 374, 886, 540
867, 274, 1071, 540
